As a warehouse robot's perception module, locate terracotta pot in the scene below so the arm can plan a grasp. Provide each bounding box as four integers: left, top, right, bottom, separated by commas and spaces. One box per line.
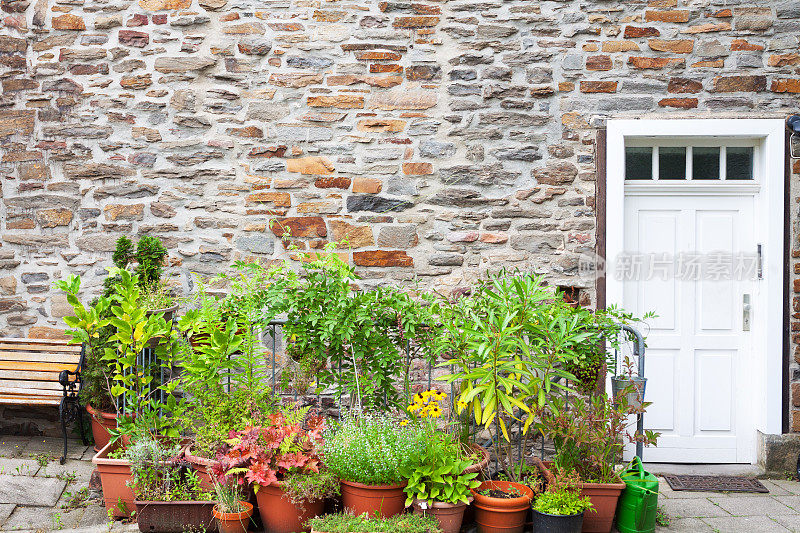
86, 404, 117, 452
470, 480, 534, 533
134, 499, 217, 533
340, 479, 408, 518
185, 446, 219, 491
213, 501, 253, 533
579, 479, 625, 533
92, 440, 134, 518
412, 499, 470, 533
256, 482, 324, 533
463, 443, 491, 476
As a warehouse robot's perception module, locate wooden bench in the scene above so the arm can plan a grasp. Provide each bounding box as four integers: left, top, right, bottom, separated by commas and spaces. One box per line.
0, 337, 88, 463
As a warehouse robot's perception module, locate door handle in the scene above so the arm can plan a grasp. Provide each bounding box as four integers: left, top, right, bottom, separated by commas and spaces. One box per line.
743, 294, 751, 332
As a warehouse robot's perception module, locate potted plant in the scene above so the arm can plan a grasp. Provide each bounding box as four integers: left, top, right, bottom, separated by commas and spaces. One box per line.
540, 389, 659, 533
212, 481, 254, 533
531, 470, 595, 533
58, 235, 177, 450
214, 409, 338, 533
275, 241, 429, 409
323, 413, 425, 518
437, 274, 575, 532
128, 436, 216, 533
402, 423, 479, 533
308, 512, 442, 533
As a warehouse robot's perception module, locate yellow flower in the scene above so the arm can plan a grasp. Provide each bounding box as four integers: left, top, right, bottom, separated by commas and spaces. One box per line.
400, 420, 409, 426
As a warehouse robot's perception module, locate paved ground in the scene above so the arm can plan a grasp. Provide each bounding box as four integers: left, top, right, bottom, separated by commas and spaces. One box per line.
656, 478, 800, 532
0, 435, 136, 532
3, 435, 800, 532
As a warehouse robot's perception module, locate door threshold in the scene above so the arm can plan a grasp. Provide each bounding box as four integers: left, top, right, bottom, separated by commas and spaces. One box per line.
643, 463, 765, 477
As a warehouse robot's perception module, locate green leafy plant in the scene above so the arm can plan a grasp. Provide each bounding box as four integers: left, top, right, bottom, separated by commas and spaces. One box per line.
401, 429, 479, 506
323, 413, 425, 486
308, 512, 442, 533
541, 386, 660, 483
437, 273, 575, 482
133, 235, 168, 290
102, 268, 183, 440
272, 241, 431, 409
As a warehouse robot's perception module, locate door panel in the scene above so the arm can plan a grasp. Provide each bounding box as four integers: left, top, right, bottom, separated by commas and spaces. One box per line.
623, 195, 754, 463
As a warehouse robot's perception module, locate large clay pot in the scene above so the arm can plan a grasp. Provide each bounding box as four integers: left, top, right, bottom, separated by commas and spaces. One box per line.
185, 446, 218, 490
340, 479, 408, 518
463, 444, 491, 476
256, 482, 324, 533
213, 501, 253, 533
92, 440, 134, 518
412, 499, 470, 533
470, 480, 534, 533
579, 480, 626, 533
86, 404, 117, 452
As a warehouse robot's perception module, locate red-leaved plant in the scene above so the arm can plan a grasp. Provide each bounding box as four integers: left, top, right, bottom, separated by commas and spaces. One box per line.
213, 411, 325, 490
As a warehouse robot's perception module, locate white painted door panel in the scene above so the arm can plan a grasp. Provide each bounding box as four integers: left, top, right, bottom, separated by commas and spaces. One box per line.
623, 195, 754, 463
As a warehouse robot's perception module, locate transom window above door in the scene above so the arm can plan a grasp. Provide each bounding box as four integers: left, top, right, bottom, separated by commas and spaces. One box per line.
625, 139, 756, 181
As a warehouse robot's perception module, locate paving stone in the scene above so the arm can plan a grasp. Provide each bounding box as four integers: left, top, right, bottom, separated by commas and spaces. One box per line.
774, 495, 800, 512
0, 503, 14, 526
773, 514, 800, 531
660, 497, 731, 518
771, 480, 800, 495
762, 480, 794, 496
76, 501, 111, 528
1, 504, 81, 531
35, 458, 95, 483
655, 517, 715, 532
701, 515, 792, 532
23, 437, 87, 461
0, 458, 39, 477
709, 495, 795, 516
0, 474, 66, 506
0, 437, 30, 458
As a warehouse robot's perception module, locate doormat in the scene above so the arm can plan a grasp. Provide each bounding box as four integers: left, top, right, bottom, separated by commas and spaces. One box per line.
663, 475, 769, 493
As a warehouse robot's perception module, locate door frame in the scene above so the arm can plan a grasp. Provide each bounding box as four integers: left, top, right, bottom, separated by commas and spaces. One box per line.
602, 118, 787, 461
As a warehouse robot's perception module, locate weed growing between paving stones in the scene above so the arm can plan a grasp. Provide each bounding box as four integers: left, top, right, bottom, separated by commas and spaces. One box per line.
61, 487, 90, 510
655, 506, 670, 527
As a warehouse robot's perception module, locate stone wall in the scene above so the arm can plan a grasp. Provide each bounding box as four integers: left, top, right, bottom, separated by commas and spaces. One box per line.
1, 0, 800, 428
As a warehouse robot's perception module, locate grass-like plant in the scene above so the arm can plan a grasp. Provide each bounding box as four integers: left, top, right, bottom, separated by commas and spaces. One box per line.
323, 413, 425, 485
308, 512, 442, 533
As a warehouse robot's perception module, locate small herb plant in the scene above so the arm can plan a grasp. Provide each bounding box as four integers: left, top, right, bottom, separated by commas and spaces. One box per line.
532, 470, 593, 517
213, 481, 247, 514
127, 437, 208, 502
323, 413, 425, 486
308, 512, 442, 533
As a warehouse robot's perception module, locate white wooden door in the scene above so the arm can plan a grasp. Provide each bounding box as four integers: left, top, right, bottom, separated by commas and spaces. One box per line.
622, 194, 756, 463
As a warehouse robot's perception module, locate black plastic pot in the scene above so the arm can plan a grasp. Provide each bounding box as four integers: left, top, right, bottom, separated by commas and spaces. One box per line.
531, 509, 584, 533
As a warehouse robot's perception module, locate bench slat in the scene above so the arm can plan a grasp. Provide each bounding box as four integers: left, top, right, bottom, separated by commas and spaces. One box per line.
0, 351, 81, 364
0, 337, 77, 346
0, 381, 64, 393
0, 393, 62, 405
0, 369, 75, 382
0, 345, 80, 355
0, 361, 79, 372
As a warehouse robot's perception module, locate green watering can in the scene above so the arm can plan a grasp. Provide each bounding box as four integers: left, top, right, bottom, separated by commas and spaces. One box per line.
616, 457, 659, 533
